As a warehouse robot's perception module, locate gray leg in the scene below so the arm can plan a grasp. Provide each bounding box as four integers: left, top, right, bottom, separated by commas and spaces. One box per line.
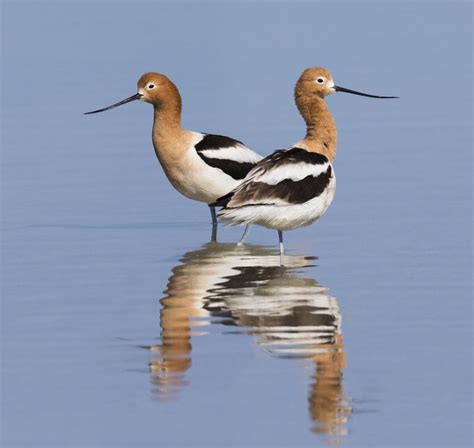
210, 206, 218, 242
237, 225, 251, 245
278, 230, 284, 265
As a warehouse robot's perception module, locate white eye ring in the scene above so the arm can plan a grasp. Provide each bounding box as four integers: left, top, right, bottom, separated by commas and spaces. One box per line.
316, 77, 325, 84
147, 83, 156, 89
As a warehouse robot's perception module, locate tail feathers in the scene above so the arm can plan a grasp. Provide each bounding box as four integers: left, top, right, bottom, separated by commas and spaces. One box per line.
210, 191, 234, 208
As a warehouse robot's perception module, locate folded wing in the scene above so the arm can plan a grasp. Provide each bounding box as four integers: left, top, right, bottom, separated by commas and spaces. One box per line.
195, 134, 262, 180
219, 147, 333, 209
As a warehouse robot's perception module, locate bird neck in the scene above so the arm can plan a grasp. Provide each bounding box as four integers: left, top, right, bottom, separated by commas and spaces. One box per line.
294, 95, 337, 161
150, 97, 196, 179
151, 94, 193, 163
152, 96, 184, 140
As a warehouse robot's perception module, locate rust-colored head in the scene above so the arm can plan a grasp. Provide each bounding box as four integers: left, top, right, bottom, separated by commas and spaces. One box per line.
291, 67, 397, 159
295, 67, 336, 100
137, 72, 182, 109
295, 66, 398, 103
84, 71, 182, 115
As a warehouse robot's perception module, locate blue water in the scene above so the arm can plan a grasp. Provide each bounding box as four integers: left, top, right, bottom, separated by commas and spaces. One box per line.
2, 1, 472, 447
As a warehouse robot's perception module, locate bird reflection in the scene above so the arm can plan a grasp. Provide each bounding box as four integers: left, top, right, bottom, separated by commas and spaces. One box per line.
147, 242, 351, 437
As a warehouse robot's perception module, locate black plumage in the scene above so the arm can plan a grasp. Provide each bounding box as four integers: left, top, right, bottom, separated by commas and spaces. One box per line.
195, 134, 245, 152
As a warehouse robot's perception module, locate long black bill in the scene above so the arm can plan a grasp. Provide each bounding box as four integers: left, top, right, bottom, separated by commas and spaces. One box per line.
84, 93, 142, 115
334, 86, 398, 99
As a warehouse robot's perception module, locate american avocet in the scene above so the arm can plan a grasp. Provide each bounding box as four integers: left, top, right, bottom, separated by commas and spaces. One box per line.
213, 67, 397, 262
84, 73, 262, 241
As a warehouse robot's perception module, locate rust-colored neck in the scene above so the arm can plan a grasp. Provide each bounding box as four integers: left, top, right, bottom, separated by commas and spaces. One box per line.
294, 94, 337, 161
152, 91, 183, 142
151, 90, 193, 169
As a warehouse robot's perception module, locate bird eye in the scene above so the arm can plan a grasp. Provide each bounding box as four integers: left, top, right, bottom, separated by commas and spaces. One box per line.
147, 83, 155, 89
316, 77, 325, 84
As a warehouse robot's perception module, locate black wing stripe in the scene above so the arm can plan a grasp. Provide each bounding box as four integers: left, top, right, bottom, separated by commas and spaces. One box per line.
251, 166, 332, 204
226, 166, 332, 207
198, 154, 255, 180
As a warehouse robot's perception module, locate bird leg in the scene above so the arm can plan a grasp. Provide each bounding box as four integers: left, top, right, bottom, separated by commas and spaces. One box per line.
237, 225, 251, 245
210, 206, 218, 242
278, 230, 284, 266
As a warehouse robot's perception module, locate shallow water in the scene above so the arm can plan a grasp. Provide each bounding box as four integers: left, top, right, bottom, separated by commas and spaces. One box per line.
2, 1, 472, 447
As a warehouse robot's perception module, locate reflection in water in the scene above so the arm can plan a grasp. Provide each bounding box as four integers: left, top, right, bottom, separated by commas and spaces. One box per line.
147, 243, 352, 438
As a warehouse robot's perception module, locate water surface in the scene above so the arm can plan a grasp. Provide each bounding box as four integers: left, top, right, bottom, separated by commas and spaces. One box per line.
1, 1, 472, 447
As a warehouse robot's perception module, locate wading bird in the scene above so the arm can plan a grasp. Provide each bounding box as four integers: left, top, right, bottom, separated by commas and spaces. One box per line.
85, 73, 262, 242
213, 67, 397, 263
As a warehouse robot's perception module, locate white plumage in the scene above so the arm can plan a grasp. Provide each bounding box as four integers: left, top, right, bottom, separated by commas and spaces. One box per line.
198, 142, 262, 164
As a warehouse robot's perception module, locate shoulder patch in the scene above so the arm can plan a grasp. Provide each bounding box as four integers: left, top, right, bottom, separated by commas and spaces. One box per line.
195, 133, 259, 180
280, 147, 329, 165
195, 134, 244, 152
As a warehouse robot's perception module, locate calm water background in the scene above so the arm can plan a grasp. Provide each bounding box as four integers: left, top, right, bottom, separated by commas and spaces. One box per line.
1, 1, 472, 447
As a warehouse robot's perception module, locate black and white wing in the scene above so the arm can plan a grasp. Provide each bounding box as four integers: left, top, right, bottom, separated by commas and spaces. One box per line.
215, 147, 334, 208
195, 134, 262, 180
